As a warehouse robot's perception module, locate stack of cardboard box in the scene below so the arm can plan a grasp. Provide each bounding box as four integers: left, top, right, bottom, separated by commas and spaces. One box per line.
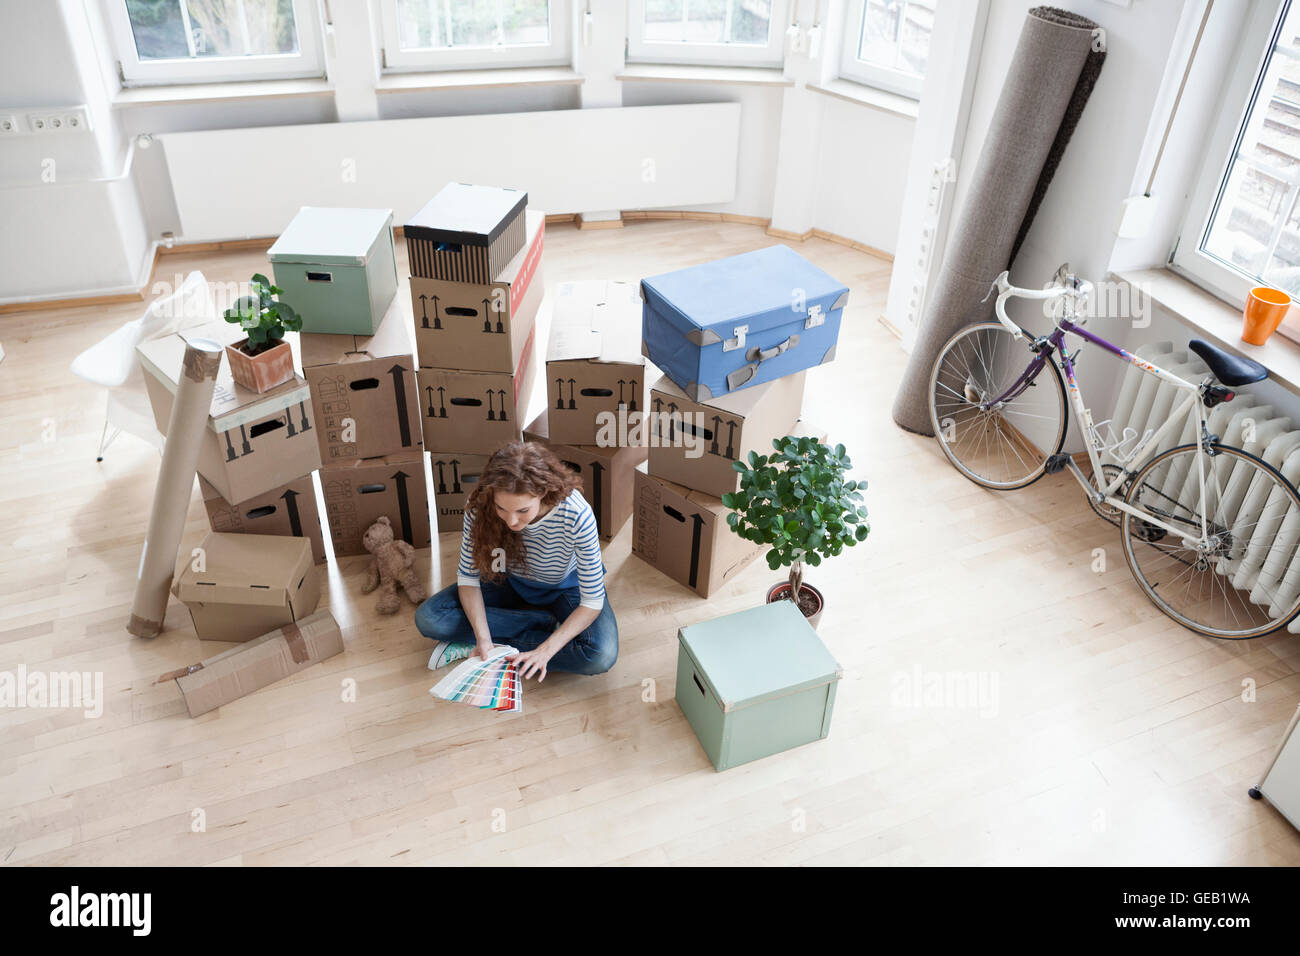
138, 321, 329, 567
523, 280, 650, 542
632, 246, 847, 597
403, 183, 545, 533
633, 372, 812, 598
277, 206, 431, 557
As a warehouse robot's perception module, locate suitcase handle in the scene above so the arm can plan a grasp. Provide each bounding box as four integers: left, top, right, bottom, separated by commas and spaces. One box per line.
746, 334, 799, 363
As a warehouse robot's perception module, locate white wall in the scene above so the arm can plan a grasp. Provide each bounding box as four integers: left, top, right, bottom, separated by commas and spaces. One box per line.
813, 97, 915, 252
620, 81, 785, 221
0, 0, 923, 303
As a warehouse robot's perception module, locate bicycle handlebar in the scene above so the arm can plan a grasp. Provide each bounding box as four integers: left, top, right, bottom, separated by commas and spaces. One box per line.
991, 269, 1094, 341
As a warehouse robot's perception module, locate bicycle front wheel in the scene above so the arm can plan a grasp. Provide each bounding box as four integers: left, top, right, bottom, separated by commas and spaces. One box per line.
1121, 443, 1300, 639
928, 322, 1068, 490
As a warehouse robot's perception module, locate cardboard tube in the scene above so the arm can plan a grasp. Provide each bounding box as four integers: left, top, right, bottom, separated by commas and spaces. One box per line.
127, 339, 223, 638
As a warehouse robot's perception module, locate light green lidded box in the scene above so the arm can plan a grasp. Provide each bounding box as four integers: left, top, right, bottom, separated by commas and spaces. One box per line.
267, 207, 398, 335
675, 600, 842, 772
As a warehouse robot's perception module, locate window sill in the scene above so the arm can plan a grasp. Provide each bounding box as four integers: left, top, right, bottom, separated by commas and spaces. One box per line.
1114, 267, 1300, 398
112, 77, 334, 108
807, 78, 919, 119
616, 64, 793, 87
375, 67, 584, 94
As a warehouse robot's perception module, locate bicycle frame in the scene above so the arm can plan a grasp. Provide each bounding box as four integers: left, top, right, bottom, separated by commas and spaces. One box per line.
988, 319, 1212, 543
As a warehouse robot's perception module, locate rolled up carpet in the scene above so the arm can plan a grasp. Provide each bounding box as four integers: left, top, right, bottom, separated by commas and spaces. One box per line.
127, 338, 223, 638
891, 6, 1105, 435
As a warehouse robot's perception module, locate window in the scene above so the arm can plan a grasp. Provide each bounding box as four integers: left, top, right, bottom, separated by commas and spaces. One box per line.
840, 0, 934, 98
377, 0, 571, 72
626, 0, 788, 68
1175, 0, 1300, 323
105, 0, 324, 85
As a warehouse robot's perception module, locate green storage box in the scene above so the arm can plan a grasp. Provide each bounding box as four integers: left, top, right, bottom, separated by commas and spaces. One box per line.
267, 207, 398, 335
675, 600, 841, 772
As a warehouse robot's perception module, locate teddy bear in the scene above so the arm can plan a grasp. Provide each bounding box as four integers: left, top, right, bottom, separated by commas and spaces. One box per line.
360, 516, 427, 615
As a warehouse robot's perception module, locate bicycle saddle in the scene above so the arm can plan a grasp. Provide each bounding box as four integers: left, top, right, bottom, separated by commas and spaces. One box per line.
1188, 339, 1268, 387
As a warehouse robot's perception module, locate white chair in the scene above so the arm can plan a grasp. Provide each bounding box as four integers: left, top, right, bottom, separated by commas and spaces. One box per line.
71, 271, 216, 459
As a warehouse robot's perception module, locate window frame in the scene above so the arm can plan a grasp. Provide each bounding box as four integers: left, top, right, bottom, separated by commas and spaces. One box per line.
838, 0, 931, 100
377, 0, 572, 73
1172, 0, 1297, 316
625, 0, 789, 69
104, 0, 326, 86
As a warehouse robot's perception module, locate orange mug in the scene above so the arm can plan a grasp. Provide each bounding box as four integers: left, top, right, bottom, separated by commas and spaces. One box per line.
1243, 286, 1291, 345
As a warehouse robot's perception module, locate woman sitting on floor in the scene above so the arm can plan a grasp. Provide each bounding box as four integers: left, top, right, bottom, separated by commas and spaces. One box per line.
415, 441, 618, 681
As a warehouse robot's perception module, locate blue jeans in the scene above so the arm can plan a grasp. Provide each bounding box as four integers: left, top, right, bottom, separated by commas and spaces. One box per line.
414, 578, 619, 676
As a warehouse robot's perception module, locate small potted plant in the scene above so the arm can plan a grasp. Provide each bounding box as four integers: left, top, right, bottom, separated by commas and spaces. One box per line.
222, 273, 302, 393
722, 435, 869, 629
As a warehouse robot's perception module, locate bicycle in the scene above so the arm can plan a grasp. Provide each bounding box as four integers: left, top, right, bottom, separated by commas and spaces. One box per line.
927, 265, 1300, 639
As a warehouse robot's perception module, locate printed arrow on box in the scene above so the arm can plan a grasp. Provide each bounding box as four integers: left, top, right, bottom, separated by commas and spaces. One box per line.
688, 513, 704, 589
392, 470, 414, 545
281, 487, 303, 536
389, 364, 412, 447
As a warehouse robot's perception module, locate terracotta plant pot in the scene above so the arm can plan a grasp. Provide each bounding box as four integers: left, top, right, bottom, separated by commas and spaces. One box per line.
766, 580, 824, 630
1242, 286, 1291, 346
226, 338, 294, 394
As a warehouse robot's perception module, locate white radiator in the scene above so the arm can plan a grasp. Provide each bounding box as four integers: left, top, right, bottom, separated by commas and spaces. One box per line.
157, 103, 741, 242
1108, 342, 1300, 632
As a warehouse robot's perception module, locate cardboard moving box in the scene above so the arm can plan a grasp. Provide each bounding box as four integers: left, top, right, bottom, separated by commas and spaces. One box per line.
320, 452, 431, 556
417, 322, 538, 456
545, 279, 645, 446
429, 452, 489, 533
405, 182, 528, 283
631, 466, 763, 598
300, 296, 421, 463
172, 533, 321, 643
524, 414, 647, 542
267, 206, 398, 335
199, 474, 326, 565
138, 322, 322, 503
162, 609, 344, 718
648, 370, 805, 498
411, 210, 544, 373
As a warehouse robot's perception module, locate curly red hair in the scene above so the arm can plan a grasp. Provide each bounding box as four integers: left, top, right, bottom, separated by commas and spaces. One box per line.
466, 441, 584, 581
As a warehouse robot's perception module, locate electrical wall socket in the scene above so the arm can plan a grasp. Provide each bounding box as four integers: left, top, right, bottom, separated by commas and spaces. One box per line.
5, 105, 93, 135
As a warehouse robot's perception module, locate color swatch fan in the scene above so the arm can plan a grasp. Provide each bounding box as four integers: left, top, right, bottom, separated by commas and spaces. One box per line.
430, 646, 523, 713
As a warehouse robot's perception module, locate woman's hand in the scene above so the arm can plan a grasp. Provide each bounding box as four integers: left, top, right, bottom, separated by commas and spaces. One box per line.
473, 638, 497, 661
508, 642, 557, 682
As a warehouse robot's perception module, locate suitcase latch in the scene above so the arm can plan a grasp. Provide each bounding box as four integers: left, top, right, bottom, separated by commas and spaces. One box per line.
804, 304, 824, 330
721, 324, 748, 352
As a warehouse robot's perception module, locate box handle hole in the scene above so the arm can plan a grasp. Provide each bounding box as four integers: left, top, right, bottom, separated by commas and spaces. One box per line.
249, 419, 285, 439
579, 388, 613, 397
663, 505, 685, 523
358, 483, 387, 494
245, 505, 277, 519
679, 420, 713, 441
305, 271, 333, 283
449, 397, 482, 407
446, 306, 477, 317
693, 673, 705, 696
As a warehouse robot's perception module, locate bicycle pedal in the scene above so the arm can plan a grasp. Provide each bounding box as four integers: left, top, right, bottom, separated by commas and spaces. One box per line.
1044, 453, 1071, 475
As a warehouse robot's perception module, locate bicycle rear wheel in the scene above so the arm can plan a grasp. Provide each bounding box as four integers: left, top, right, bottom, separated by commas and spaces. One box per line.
1121, 443, 1300, 639
928, 322, 1068, 490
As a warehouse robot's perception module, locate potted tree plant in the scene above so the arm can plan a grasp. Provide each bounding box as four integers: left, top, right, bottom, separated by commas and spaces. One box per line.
222, 273, 303, 393
722, 435, 869, 630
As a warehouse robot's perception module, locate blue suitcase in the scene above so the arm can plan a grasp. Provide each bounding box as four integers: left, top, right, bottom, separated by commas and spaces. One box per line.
640, 245, 849, 402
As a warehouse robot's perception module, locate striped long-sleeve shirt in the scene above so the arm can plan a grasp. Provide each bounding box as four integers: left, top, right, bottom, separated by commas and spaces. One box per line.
457, 490, 606, 610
